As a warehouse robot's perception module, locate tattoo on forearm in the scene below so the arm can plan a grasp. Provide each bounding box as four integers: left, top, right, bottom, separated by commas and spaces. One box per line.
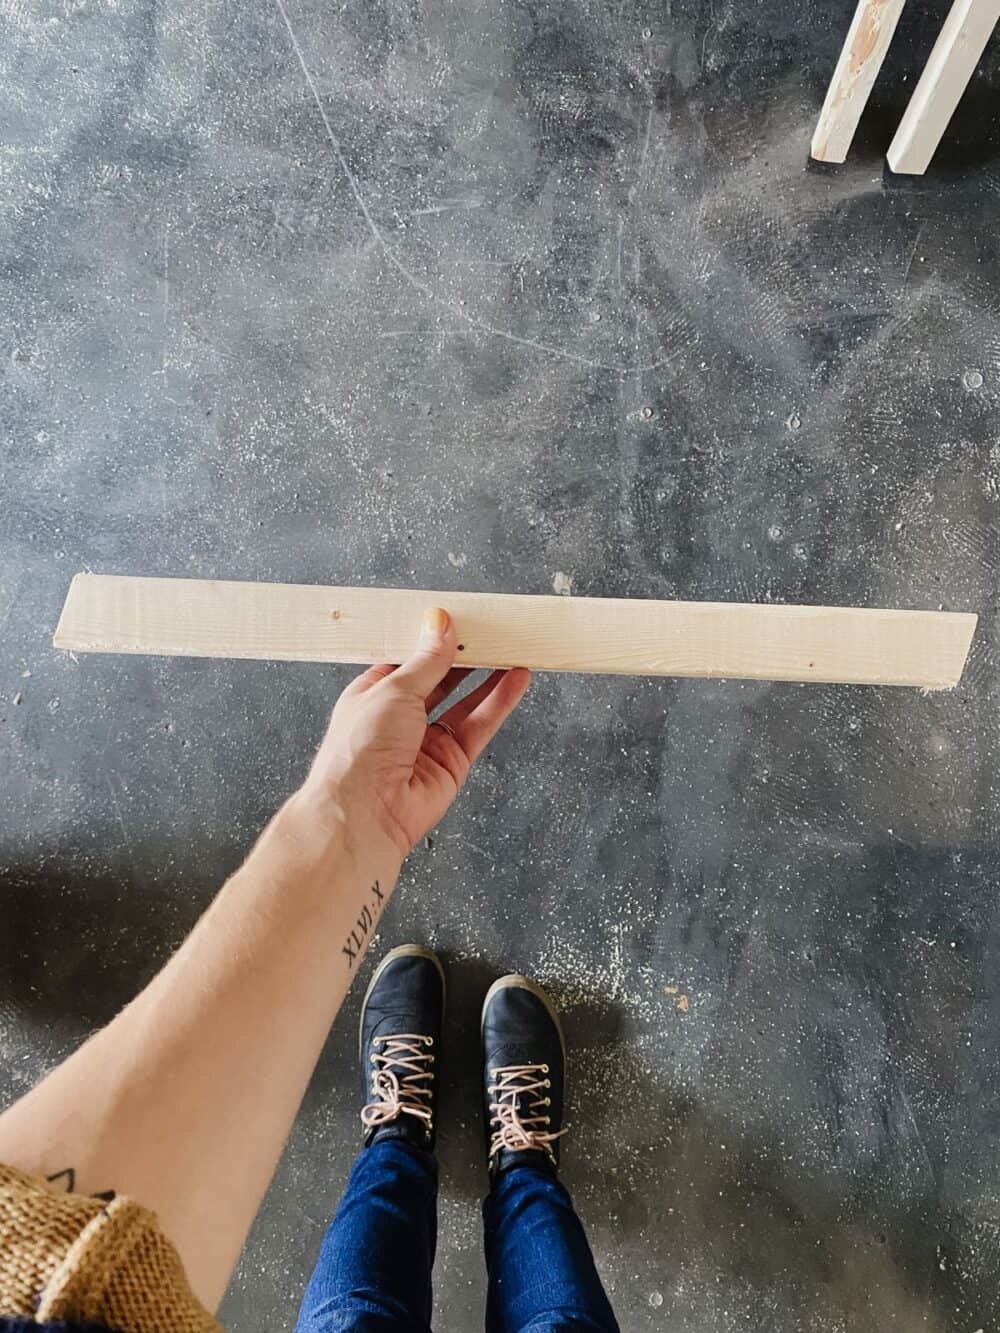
47, 1167, 75, 1192
342, 879, 386, 969
46, 1167, 114, 1203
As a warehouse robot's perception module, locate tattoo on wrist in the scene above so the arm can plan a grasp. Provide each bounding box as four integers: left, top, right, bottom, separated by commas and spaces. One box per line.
341, 879, 386, 969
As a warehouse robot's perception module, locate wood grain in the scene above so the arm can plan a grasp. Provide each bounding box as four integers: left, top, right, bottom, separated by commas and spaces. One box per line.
53, 575, 977, 688
811, 0, 908, 163
887, 0, 1000, 174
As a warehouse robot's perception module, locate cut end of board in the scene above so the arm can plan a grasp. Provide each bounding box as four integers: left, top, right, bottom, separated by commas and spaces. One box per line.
809, 136, 848, 165
52, 573, 978, 690
53, 572, 86, 651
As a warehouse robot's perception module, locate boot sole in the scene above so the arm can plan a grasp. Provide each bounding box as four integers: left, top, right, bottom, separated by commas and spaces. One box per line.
358, 943, 447, 1054
480, 973, 567, 1066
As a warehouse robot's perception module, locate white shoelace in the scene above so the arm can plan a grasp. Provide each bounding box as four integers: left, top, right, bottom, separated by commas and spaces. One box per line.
488, 1062, 567, 1162
361, 1034, 435, 1132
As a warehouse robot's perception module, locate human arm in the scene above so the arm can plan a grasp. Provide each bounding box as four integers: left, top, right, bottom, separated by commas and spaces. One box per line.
0, 608, 529, 1310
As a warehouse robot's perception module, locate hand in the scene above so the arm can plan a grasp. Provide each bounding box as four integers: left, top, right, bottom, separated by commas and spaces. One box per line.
302, 608, 531, 861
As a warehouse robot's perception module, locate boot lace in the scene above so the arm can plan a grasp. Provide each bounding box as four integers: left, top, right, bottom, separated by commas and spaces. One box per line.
361, 1034, 435, 1133
488, 1063, 566, 1163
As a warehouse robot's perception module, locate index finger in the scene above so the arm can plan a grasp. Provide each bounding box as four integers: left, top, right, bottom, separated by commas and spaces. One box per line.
439, 667, 531, 764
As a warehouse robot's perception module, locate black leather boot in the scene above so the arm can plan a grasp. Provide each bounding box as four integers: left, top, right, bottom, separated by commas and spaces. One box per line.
359, 944, 445, 1151
481, 974, 566, 1176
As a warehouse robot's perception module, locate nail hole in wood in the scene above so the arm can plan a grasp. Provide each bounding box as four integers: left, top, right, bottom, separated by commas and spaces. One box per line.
331, 609, 342, 621
457, 643, 465, 651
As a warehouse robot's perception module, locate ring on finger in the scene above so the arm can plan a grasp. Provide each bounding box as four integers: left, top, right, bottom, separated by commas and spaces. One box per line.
429, 719, 457, 739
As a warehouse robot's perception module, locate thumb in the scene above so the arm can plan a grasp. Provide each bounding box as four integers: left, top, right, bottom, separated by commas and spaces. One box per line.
390, 607, 457, 698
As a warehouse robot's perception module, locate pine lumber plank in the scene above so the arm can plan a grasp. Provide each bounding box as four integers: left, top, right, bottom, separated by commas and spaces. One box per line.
811, 0, 908, 163
887, 0, 1000, 174
53, 575, 976, 689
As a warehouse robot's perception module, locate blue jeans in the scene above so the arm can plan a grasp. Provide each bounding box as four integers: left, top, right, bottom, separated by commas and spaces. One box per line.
294, 1139, 619, 1332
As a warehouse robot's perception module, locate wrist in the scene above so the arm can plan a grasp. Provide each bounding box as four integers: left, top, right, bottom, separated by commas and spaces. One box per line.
279, 784, 405, 883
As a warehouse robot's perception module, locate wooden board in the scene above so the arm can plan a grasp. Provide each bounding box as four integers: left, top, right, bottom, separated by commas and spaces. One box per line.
811, 0, 908, 162
53, 574, 977, 688
887, 0, 1000, 174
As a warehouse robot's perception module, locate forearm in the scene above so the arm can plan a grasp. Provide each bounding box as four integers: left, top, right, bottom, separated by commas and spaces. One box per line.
0, 788, 403, 1309
0, 610, 528, 1313
147, 787, 403, 1044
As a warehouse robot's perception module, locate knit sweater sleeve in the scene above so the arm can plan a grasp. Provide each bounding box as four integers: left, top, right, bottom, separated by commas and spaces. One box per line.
0, 1321, 120, 1332
0, 1165, 220, 1333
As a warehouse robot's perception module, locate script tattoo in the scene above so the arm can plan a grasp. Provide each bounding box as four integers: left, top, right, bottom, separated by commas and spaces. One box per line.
341, 880, 386, 969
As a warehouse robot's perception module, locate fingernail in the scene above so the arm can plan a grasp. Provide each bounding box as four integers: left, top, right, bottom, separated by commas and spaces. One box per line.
420, 607, 449, 647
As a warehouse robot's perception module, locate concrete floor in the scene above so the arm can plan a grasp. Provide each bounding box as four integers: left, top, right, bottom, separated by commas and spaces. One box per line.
3, 0, 1000, 1328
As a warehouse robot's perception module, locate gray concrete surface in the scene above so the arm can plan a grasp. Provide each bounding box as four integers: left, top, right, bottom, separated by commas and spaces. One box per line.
3, 0, 1000, 1328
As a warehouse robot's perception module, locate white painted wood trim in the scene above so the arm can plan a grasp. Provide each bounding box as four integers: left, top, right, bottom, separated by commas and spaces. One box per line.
811, 0, 909, 163
887, 0, 1000, 174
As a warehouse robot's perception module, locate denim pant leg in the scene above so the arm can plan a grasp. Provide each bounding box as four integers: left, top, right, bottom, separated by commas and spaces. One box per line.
294, 1139, 438, 1333
482, 1164, 619, 1333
